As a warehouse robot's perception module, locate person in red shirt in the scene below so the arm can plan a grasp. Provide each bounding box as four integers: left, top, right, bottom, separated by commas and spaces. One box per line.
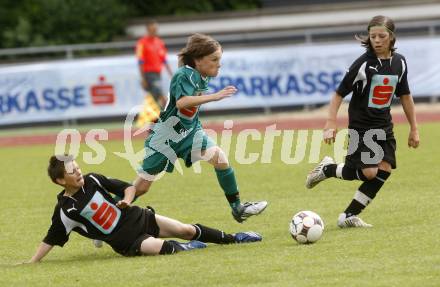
136, 20, 173, 109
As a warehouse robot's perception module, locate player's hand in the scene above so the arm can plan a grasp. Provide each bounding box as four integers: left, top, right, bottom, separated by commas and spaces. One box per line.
214, 86, 237, 101
116, 200, 130, 209
323, 120, 337, 145
408, 129, 420, 148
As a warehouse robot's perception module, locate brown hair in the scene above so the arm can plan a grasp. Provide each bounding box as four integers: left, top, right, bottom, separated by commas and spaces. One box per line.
356, 15, 396, 53
178, 33, 222, 68
146, 19, 158, 27
47, 154, 73, 184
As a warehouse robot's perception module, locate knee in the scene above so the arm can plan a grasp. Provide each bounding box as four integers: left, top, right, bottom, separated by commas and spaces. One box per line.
140, 237, 163, 256
362, 168, 378, 181
209, 147, 229, 169
378, 161, 392, 173
179, 224, 196, 240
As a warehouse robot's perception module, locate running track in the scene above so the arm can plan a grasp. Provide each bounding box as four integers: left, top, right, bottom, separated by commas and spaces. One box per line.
1, 112, 439, 147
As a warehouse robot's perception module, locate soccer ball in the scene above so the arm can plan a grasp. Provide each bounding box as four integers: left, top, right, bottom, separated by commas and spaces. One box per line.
289, 210, 324, 244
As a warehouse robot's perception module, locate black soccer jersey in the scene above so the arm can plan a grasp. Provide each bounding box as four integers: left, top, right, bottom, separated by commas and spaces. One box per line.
337, 50, 410, 134
43, 173, 148, 253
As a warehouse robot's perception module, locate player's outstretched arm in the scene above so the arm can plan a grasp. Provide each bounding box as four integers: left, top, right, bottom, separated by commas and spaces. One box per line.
26, 242, 53, 263
116, 186, 137, 209
400, 94, 420, 148
176, 86, 237, 109
323, 93, 343, 144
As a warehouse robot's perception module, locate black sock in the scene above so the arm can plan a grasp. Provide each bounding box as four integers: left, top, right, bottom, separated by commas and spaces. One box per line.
159, 240, 181, 255
323, 163, 368, 181
192, 224, 235, 244
225, 193, 241, 211
342, 166, 368, 181
344, 200, 366, 217
344, 169, 391, 216
323, 164, 337, 177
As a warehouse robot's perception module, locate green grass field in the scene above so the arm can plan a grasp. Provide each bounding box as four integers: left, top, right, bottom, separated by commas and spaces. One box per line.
1, 122, 439, 287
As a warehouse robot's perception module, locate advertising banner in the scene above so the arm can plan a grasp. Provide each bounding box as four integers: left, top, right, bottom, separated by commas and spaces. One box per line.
1, 37, 439, 125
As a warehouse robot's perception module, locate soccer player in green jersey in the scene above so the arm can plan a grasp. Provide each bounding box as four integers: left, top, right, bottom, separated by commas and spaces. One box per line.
132, 33, 267, 223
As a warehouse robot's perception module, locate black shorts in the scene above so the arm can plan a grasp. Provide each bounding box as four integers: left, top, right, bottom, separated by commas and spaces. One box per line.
142, 72, 163, 100
120, 207, 160, 257
345, 130, 397, 169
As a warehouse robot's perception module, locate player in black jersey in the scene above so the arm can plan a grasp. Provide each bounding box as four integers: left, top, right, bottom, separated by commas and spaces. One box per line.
24, 155, 262, 263
306, 15, 420, 228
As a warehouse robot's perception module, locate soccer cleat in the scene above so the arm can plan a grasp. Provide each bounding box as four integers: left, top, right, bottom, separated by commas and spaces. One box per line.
337, 213, 373, 228
168, 240, 207, 251
305, 156, 335, 189
233, 231, 263, 243
232, 201, 268, 223
93, 239, 103, 248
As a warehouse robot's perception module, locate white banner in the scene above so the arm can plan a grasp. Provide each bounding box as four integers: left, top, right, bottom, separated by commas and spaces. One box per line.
1, 37, 439, 125
0, 56, 145, 125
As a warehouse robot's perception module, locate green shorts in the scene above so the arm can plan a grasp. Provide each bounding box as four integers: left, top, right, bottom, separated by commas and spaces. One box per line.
140, 128, 216, 175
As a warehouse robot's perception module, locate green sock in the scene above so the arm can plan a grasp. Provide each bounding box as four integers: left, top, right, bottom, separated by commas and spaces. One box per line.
215, 167, 241, 211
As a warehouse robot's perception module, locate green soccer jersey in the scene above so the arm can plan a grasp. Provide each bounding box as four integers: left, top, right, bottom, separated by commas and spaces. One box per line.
159, 65, 210, 131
